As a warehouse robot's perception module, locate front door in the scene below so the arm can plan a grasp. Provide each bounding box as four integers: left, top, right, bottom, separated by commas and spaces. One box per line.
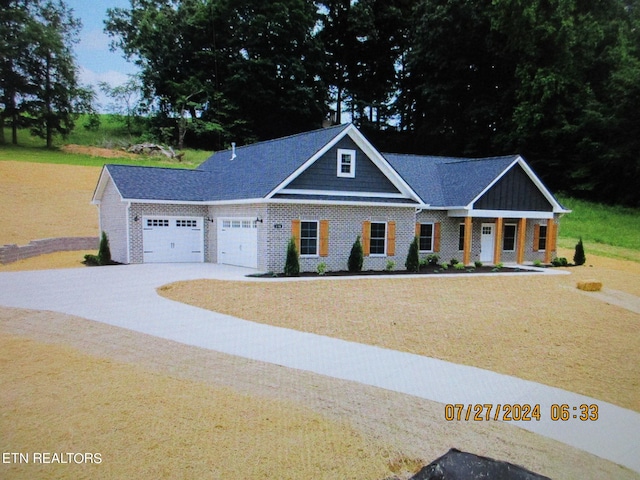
480, 223, 495, 263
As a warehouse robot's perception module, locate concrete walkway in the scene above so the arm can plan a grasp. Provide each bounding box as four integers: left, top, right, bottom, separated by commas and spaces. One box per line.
0, 264, 638, 474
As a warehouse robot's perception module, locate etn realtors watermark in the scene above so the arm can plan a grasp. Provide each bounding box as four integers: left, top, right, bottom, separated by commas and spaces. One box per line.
3, 452, 102, 464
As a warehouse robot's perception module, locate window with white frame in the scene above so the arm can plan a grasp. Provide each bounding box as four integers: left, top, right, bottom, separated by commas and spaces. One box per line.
337, 148, 356, 178
503, 224, 517, 251
458, 224, 465, 251
300, 221, 319, 256
419, 223, 434, 252
370, 222, 386, 255
538, 225, 547, 251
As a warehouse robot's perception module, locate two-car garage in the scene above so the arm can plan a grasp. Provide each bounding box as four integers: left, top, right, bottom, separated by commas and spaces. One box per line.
141, 215, 257, 268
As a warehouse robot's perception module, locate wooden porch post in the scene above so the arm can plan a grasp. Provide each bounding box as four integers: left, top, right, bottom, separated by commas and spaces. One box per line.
463, 216, 472, 265
493, 217, 503, 265
517, 218, 527, 264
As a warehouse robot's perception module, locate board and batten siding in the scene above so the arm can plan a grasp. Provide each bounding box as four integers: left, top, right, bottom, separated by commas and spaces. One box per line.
284, 136, 400, 194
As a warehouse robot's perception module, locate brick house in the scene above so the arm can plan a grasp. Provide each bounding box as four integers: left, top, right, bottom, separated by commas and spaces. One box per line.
92, 123, 569, 272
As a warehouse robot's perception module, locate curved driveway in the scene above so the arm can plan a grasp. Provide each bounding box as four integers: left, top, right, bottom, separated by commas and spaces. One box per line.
0, 264, 638, 473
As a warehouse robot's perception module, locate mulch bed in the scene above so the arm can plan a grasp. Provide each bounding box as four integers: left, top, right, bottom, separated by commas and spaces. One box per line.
250, 265, 540, 278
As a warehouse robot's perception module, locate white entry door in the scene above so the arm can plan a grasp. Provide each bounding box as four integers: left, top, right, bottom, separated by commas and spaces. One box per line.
217, 218, 258, 268
480, 223, 495, 263
143, 216, 204, 263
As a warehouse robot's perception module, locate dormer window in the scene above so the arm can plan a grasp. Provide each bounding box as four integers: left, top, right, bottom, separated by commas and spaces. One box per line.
337, 148, 356, 178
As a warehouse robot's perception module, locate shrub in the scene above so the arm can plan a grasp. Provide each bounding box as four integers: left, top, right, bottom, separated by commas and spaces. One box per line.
439, 262, 449, 270
449, 258, 460, 266
348, 236, 364, 273
426, 254, 440, 266
533, 259, 543, 267
83, 254, 101, 266
385, 260, 396, 271
574, 237, 586, 266
284, 237, 300, 276
98, 231, 112, 265
405, 236, 420, 272
552, 257, 569, 267
474, 260, 483, 268
317, 262, 327, 276
454, 262, 465, 270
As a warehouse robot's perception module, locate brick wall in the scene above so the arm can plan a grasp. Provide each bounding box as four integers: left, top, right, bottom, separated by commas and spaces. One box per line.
99, 178, 129, 264
0, 237, 99, 265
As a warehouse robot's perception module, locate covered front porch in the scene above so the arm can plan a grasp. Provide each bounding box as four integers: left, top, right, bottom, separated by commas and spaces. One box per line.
453, 211, 559, 266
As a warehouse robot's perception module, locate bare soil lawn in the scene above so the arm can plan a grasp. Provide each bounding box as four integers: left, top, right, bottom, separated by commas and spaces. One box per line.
159, 254, 640, 413
0, 161, 100, 246
2, 307, 637, 480
1, 158, 639, 478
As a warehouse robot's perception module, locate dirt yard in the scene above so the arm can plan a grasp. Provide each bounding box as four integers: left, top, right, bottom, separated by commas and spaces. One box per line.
0, 161, 100, 246
1, 158, 639, 479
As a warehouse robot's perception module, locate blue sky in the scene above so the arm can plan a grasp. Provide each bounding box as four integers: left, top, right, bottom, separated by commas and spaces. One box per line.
65, 0, 139, 109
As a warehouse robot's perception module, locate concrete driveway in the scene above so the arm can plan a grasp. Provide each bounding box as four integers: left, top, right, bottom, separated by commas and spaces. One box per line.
0, 263, 638, 474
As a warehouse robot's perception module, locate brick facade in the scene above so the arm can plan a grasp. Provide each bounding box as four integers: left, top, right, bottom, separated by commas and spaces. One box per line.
99, 178, 129, 263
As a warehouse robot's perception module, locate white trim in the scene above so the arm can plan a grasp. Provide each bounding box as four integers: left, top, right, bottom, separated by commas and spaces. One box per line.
299, 220, 320, 258
417, 222, 435, 253
448, 209, 555, 219
266, 123, 423, 203
92, 167, 124, 204
468, 156, 570, 214
369, 221, 387, 257
337, 148, 356, 178
126, 202, 131, 264
278, 188, 407, 199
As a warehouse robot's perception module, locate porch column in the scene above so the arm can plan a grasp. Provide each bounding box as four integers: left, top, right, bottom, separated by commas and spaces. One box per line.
493, 217, 503, 265
545, 218, 555, 264
517, 217, 527, 264
463, 216, 472, 265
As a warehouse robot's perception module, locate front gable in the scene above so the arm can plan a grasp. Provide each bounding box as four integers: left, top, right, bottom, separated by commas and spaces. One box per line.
269, 124, 421, 204
282, 136, 401, 195
473, 162, 554, 212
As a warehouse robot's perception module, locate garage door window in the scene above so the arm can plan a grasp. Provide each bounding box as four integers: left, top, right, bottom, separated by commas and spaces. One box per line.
176, 219, 197, 228
147, 219, 169, 227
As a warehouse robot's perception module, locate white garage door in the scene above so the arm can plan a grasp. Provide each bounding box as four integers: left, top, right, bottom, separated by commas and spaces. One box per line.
217, 218, 258, 269
143, 216, 204, 263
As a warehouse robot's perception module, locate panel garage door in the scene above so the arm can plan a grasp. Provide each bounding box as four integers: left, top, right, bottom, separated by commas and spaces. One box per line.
143, 216, 204, 263
217, 218, 258, 268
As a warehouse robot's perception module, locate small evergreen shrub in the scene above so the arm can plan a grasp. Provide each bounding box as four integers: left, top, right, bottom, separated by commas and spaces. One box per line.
449, 258, 460, 266
83, 254, 101, 266
573, 238, 586, 266
405, 236, 420, 272
284, 237, 300, 276
439, 262, 449, 270
454, 262, 465, 270
474, 260, 483, 268
385, 260, 396, 271
348, 236, 364, 273
98, 231, 112, 265
552, 257, 569, 267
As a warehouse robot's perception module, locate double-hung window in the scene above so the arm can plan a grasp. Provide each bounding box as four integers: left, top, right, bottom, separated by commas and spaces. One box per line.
300, 221, 319, 256
538, 225, 547, 251
503, 224, 517, 251
370, 222, 386, 255
337, 149, 356, 178
419, 223, 434, 252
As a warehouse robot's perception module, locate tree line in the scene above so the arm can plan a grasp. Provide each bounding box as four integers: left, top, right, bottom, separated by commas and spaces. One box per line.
2, 0, 639, 206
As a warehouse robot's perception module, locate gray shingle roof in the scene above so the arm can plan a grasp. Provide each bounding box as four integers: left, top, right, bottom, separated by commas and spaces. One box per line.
106, 165, 212, 202
198, 123, 351, 200
104, 124, 526, 208
384, 153, 519, 207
